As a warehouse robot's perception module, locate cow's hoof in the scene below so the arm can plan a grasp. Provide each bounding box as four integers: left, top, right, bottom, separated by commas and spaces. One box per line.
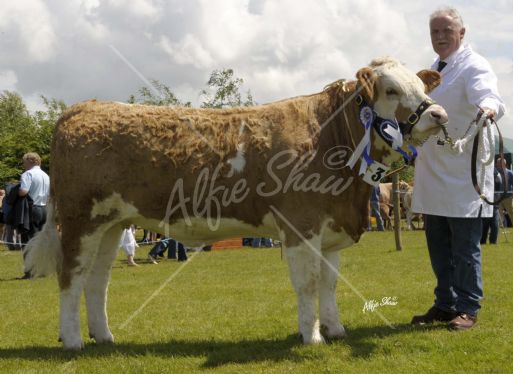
300, 331, 325, 345
320, 324, 347, 340
62, 339, 85, 351
89, 331, 114, 344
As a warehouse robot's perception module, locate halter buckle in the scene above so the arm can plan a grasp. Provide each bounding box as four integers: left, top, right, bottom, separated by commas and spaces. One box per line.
407, 113, 419, 125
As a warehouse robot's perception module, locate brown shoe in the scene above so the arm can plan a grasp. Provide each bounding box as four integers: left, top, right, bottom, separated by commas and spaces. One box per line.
448, 313, 477, 331
411, 306, 457, 325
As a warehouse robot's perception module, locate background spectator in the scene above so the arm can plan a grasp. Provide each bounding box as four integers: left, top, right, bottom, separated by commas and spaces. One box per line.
481, 167, 502, 244
120, 225, 139, 266
369, 185, 384, 231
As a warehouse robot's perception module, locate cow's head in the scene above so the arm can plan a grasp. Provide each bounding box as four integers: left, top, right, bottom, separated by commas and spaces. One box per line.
356, 57, 448, 149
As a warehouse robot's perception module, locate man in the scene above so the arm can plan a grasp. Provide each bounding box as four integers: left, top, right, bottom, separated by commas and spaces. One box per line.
369, 185, 384, 231
497, 158, 513, 227
412, 7, 506, 330
481, 165, 502, 245
19, 153, 50, 278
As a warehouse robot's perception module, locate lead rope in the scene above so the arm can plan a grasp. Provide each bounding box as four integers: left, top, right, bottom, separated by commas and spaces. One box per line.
432, 109, 507, 206
478, 115, 495, 197
469, 110, 508, 205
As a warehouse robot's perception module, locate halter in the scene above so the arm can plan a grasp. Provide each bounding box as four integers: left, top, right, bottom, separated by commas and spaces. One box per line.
397, 98, 437, 137
355, 94, 432, 165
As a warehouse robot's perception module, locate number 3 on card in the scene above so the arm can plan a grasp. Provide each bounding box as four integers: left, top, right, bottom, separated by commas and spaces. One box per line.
362, 162, 390, 186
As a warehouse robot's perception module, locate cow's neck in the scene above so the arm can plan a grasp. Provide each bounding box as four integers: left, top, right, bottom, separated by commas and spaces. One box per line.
313, 83, 400, 173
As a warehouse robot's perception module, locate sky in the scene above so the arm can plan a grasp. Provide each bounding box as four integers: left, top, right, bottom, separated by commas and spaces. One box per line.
1, 0, 512, 138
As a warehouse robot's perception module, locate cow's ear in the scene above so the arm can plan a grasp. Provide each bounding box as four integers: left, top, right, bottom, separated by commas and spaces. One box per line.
356, 67, 377, 101
417, 69, 441, 94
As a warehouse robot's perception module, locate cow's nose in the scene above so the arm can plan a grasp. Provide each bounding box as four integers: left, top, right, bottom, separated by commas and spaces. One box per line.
430, 108, 448, 125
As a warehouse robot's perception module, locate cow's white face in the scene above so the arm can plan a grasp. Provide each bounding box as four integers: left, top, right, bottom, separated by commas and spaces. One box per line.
356, 57, 448, 146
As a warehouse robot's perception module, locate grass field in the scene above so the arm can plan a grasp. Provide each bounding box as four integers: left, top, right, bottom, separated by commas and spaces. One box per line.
1, 230, 512, 373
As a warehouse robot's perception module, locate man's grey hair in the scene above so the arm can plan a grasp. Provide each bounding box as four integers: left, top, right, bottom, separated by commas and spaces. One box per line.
429, 6, 464, 28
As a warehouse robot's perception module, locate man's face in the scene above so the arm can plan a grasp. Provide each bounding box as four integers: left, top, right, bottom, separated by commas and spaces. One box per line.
430, 15, 465, 60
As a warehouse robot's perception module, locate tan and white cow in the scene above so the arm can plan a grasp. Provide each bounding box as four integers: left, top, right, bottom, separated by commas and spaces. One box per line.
400, 182, 424, 230
376, 181, 409, 230
25, 57, 447, 350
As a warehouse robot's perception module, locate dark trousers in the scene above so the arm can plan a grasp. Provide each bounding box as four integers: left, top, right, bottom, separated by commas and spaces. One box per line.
481, 207, 500, 244
168, 239, 187, 261
21, 206, 47, 244
149, 238, 187, 261
21, 205, 47, 277
425, 214, 483, 316
149, 239, 169, 258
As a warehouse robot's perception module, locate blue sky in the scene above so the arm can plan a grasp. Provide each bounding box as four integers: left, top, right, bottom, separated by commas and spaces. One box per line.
0, 0, 512, 137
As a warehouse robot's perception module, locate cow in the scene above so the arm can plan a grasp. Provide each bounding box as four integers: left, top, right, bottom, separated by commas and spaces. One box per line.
400, 182, 424, 230
378, 181, 409, 230
24, 57, 448, 350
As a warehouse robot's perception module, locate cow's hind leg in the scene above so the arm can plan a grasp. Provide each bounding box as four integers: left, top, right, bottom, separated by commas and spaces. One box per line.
284, 235, 324, 344
319, 250, 346, 340
59, 227, 100, 350
84, 224, 123, 344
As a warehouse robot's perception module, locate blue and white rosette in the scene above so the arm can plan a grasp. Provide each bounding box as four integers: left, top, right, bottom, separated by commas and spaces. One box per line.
347, 105, 374, 175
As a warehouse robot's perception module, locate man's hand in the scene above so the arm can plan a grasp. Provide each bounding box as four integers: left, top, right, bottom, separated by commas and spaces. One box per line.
482, 107, 497, 120
18, 189, 29, 197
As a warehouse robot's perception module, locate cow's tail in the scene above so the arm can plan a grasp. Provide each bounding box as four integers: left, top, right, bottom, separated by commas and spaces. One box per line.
24, 201, 62, 278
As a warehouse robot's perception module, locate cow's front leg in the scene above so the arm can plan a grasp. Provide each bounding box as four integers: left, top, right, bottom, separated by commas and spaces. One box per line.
406, 210, 413, 231
319, 250, 346, 340
284, 236, 324, 344
59, 269, 87, 350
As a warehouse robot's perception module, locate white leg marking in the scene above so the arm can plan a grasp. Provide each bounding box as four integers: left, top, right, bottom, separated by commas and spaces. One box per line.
320, 250, 346, 339
84, 225, 123, 344
58, 193, 138, 350
285, 235, 324, 345
60, 274, 87, 350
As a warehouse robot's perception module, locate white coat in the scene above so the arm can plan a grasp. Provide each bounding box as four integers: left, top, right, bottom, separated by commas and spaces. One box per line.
413, 44, 506, 218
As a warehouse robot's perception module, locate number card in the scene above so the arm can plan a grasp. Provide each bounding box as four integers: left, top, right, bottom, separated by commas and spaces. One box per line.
362, 161, 390, 186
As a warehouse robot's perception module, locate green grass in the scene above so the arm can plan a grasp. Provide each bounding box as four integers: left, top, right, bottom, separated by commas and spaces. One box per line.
1, 230, 513, 373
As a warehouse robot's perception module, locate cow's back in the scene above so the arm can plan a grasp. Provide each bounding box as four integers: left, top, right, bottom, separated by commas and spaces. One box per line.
50, 99, 323, 231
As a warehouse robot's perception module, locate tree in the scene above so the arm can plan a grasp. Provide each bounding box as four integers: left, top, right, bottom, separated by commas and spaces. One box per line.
0, 92, 65, 184
200, 68, 255, 108
128, 79, 191, 107
0, 91, 34, 183
31, 96, 67, 170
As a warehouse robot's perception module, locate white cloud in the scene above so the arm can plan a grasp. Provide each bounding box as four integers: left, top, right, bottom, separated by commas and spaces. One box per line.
158, 34, 214, 69
80, 0, 100, 15
0, 70, 18, 91
0, 0, 57, 63
106, 0, 162, 22
24, 93, 47, 113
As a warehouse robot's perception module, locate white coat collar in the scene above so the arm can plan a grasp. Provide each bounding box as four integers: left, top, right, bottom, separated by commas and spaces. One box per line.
432, 44, 472, 75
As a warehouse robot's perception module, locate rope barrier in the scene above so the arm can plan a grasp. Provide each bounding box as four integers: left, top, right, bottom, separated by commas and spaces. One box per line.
0, 240, 25, 247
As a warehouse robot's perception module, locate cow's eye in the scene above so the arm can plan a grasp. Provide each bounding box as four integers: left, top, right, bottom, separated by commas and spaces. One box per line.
386, 88, 399, 96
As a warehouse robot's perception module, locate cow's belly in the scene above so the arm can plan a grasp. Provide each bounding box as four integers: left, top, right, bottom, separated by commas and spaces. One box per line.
89, 193, 356, 250
321, 224, 355, 252
90, 193, 280, 247
133, 214, 279, 247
